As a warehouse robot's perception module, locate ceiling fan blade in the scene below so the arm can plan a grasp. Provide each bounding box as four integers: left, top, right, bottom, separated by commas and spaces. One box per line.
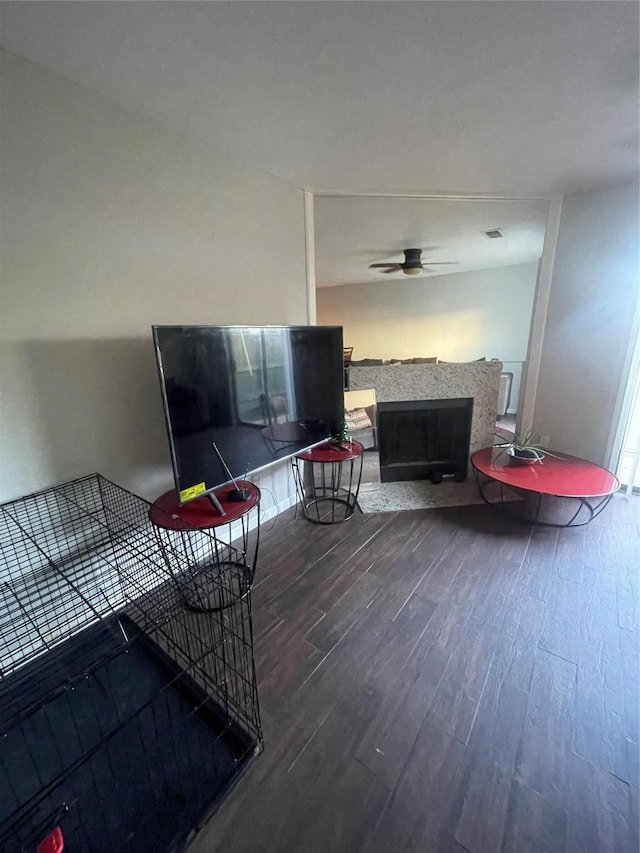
369, 263, 402, 270
422, 261, 457, 265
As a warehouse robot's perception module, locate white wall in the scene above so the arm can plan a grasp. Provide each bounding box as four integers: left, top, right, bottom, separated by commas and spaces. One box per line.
317, 262, 538, 410
533, 180, 640, 465
0, 52, 307, 505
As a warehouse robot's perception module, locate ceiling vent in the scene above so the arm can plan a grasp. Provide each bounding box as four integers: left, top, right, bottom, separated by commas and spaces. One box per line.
483, 228, 503, 239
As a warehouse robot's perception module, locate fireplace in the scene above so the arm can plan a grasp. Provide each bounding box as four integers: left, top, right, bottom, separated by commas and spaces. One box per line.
377, 398, 473, 483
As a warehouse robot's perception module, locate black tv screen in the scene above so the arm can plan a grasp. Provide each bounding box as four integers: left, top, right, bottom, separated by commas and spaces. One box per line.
153, 325, 344, 504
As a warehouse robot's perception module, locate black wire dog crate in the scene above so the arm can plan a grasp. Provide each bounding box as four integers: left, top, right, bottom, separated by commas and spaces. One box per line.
0, 474, 262, 853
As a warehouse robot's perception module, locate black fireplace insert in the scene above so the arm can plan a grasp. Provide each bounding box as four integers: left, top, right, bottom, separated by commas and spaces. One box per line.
377, 398, 473, 483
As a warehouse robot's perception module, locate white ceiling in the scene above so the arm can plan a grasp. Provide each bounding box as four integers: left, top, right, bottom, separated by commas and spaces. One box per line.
314, 196, 549, 287
0, 1, 638, 196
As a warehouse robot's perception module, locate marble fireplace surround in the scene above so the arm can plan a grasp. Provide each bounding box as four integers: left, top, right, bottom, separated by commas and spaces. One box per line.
349, 361, 502, 457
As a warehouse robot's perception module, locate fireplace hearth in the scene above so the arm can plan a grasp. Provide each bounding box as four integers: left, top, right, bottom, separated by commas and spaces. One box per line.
377, 398, 473, 483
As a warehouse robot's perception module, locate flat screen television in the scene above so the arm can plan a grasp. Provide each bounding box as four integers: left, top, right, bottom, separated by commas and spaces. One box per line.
152, 325, 344, 507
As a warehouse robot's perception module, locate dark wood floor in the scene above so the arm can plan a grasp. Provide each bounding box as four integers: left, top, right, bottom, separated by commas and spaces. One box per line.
190, 492, 639, 853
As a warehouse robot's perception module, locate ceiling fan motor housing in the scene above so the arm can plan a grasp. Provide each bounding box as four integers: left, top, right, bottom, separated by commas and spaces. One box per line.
402, 248, 423, 273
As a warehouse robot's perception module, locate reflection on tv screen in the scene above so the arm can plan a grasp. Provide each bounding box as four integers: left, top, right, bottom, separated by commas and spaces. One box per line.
153, 325, 344, 503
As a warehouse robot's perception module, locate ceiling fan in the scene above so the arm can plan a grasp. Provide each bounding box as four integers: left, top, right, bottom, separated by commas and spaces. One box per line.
369, 248, 457, 276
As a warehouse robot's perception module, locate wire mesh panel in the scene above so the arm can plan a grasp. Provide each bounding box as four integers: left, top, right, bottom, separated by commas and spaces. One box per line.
0, 474, 262, 853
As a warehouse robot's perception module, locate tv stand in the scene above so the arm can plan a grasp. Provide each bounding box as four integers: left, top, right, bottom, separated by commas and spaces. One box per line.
206, 492, 226, 516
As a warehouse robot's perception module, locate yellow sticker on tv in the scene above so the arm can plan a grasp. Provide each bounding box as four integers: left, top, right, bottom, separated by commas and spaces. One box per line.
179, 482, 206, 502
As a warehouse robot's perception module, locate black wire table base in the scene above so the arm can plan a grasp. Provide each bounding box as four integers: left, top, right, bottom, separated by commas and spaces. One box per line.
176, 558, 254, 613
299, 492, 360, 525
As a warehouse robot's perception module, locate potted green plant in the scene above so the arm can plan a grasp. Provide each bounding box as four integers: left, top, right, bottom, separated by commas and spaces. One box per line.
507, 429, 550, 465
332, 418, 352, 448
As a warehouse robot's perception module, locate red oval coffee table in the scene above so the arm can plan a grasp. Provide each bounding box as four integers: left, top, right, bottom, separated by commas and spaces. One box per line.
471, 447, 619, 527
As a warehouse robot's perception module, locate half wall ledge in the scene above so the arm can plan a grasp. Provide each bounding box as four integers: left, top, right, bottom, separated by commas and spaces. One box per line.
349, 361, 502, 457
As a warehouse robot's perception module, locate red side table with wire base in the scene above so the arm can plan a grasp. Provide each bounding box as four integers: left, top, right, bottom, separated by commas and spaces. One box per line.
292, 440, 364, 524
471, 447, 619, 527
149, 480, 260, 611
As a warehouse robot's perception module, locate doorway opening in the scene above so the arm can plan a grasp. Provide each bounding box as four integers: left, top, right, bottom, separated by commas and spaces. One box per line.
616, 327, 640, 493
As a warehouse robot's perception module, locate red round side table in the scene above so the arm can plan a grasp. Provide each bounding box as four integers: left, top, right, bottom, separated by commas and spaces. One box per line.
149, 480, 260, 611
292, 440, 364, 524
